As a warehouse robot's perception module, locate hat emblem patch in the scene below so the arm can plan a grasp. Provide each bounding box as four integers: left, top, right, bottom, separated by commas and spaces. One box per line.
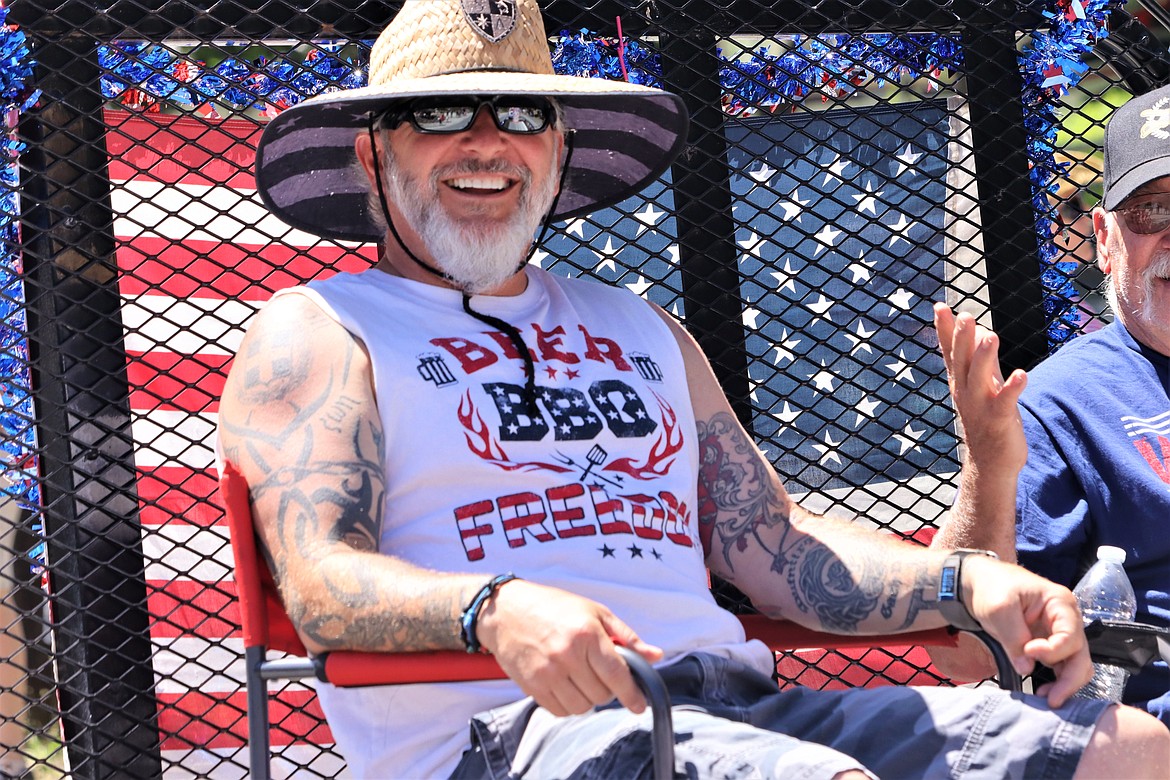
1139, 96, 1170, 140
462, 0, 517, 43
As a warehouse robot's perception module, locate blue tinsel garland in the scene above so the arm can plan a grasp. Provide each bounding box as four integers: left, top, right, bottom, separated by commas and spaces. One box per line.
0, 5, 39, 522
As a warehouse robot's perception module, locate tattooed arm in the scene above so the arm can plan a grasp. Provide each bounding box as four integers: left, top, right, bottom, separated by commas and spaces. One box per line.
655, 307, 1091, 705
218, 294, 495, 655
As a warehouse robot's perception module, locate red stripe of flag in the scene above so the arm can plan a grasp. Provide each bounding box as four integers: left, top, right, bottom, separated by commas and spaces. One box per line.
115, 235, 374, 301
137, 466, 223, 528
148, 579, 240, 639
105, 109, 262, 188
127, 350, 230, 414
156, 689, 332, 750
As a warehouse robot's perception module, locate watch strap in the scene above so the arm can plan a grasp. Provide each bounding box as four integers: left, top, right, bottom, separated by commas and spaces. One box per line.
937, 549, 998, 632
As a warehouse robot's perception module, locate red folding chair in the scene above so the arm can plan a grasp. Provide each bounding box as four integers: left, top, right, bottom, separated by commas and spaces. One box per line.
221, 462, 1019, 780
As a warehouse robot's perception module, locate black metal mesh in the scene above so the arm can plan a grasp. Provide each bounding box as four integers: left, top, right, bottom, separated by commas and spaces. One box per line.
1, 1, 1166, 777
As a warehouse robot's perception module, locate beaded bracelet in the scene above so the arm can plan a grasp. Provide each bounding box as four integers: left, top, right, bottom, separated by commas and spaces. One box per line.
459, 572, 519, 654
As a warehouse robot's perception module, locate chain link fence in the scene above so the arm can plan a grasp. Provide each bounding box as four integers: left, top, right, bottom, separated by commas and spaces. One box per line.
1, 0, 1166, 777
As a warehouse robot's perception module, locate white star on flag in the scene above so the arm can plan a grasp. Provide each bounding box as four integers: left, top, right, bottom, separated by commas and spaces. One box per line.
821, 153, 852, 188
530, 248, 548, 268
634, 203, 664, 236
749, 163, 777, 183
769, 259, 799, 294
846, 320, 876, 355
592, 235, 620, 274
742, 306, 763, 329
737, 231, 766, 261
776, 401, 801, 426
886, 214, 915, 247
887, 287, 914, 315
808, 361, 837, 392
566, 217, 588, 238
884, 349, 917, 384
854, 395, 880, 427
624, 275, 652, 298
846, 256, 875, 283
813, 224, 843, 256
666, 244, 680, 265
808, 294, 834, 322
852, 182, 885, 216
779, 190, 809, 221
812, 430, 843, 466
894, 422, 927, 455
770, 328, 801, 365
894, 144, 924, 177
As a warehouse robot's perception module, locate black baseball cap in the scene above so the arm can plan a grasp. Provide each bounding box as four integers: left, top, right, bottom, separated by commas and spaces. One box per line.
1102, 83, 1170, 210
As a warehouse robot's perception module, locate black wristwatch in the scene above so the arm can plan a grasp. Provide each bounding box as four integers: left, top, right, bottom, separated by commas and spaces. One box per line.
937, 549, 998, 631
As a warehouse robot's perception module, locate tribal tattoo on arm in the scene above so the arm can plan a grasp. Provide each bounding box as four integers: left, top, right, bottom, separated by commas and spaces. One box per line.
220, 303, 468, 652
696, 412, 939, 633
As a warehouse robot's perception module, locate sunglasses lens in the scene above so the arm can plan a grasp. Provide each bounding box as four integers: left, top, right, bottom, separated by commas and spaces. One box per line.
492, 102, 550, 133
1122, 200, 1170, 234
412, 104, 477, 132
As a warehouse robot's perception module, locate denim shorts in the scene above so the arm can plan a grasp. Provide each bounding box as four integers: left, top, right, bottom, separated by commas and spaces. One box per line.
449, 652, 1110, 779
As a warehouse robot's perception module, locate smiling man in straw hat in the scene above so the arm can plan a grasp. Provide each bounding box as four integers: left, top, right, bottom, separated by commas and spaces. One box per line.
218, 1, 1168, 777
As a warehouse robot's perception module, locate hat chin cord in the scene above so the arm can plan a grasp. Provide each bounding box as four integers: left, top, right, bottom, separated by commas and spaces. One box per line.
366, 119, 576, 415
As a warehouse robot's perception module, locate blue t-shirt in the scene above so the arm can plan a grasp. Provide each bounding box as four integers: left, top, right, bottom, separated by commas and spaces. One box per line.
1016, 320, 1170, 723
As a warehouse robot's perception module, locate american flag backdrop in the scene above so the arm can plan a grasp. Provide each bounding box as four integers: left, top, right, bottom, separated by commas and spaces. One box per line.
726, 103, 960, 495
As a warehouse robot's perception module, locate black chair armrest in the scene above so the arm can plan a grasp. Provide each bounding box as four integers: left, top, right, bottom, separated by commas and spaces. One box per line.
1084, 619, 1170, 675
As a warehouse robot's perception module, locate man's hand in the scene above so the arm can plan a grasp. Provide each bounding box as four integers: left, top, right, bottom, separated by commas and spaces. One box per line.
960, 554, 1092, 707
474, 580, 664, 717
933, 303, 1028, 474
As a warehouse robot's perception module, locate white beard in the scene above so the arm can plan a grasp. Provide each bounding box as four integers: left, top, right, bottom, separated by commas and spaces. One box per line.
383, 147, 559, 294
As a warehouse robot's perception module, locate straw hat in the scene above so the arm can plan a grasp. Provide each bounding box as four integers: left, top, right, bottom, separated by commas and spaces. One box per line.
254, 0, 690, 243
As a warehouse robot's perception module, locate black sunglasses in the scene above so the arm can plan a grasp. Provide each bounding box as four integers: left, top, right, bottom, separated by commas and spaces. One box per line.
1115, 196, 1170, 235
381, 96, 555, 135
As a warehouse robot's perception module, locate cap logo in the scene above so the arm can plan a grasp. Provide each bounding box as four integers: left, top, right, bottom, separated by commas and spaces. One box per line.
462, 0, 518, 43
1139, 96, 1170, 141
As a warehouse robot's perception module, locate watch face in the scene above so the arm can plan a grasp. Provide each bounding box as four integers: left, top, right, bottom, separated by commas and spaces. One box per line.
939, 566, 959, 600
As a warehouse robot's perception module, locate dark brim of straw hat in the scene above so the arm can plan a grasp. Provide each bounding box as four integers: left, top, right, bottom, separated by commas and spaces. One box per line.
254, 70, 690, 244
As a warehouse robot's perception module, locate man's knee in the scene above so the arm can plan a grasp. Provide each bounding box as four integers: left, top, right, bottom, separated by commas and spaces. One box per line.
1075, 704, 1170, 780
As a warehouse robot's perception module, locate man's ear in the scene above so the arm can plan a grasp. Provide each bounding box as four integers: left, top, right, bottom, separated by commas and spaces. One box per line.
354, 130, 380, 187
1092, 207, 1114, 275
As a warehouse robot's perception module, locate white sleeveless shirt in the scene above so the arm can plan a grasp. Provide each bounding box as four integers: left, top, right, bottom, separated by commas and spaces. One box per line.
276, 267, 770, 778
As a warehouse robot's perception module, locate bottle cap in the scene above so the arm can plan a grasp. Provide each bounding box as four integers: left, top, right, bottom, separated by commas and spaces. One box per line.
1097, 545, 1127, 564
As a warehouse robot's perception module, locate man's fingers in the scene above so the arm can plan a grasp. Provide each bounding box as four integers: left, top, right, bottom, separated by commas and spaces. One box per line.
933, 303, 956, 367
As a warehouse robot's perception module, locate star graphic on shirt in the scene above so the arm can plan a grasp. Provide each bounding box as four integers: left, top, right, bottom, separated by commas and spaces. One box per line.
566, 368, 580, 380
628, 544, 644, 559
544, 366, 558, 379
599, 544, 615, 558
651, 548, 663, 561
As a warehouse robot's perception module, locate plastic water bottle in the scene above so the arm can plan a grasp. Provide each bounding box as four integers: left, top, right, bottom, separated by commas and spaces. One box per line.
1072, 545, 1137, 702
